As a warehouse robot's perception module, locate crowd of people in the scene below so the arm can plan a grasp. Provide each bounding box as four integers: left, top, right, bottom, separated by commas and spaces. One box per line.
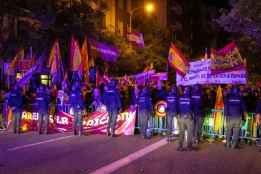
1, 77, 261, 151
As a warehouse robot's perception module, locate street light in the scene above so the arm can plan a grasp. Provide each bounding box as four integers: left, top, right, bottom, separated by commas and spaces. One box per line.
129, 2, 155, 32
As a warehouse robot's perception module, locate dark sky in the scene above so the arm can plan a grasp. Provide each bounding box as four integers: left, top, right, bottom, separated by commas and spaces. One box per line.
203, 0, 230, 8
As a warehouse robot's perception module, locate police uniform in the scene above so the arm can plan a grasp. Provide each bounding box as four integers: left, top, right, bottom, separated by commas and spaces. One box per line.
256, 97, 261, 146
191, 85, 203, 143
102, 80, 122, 137
177, 86, 194, 151
8, 87, 23, 133
69, 85, 85, 136
137, 87, 153, 138
224, 86, 246, 149
36, 86, 50, 134
166, 86, 178, 136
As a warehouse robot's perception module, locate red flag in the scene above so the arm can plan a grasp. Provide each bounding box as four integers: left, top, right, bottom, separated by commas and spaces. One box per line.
96, 68, 101, 87
48, 40, 61, 75
7, 48, 24, 75
81, 36, 89, 72
211, 41, 246, 73
70, 36, 82, 72
168, 43, 188, 76
81, 36, 89, 83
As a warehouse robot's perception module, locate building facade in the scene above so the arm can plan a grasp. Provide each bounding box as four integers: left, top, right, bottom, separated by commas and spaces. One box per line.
104, 0, 167, 36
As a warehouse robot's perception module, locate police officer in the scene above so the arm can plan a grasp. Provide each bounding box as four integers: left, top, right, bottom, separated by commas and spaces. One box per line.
8, 86, 23, 133
166, 85, 178, 138
102, 80, 122, 137
177, 86, 194, 151
69, 84, 85, 136
255, 94, 261, 147
137, 86, 153, 138
36, 85, 50, 134
191, 84, 203, 144
224, 85, 246, 149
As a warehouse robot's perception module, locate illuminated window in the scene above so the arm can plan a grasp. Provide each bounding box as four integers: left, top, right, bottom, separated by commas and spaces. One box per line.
40, 74, 51, 86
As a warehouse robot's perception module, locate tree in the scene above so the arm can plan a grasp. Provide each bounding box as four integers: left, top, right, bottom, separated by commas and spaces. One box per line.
216, 0, 261, 74
0, 0, 106, 60
217, 0, 261, 46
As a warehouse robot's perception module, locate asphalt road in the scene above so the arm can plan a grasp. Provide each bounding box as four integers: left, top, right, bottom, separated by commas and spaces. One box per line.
1, 131, 261, 174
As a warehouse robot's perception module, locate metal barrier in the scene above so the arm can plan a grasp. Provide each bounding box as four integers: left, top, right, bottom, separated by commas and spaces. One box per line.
202, 109, 259, 141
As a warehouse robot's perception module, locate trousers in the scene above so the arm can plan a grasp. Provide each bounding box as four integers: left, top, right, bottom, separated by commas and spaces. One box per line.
177, 114, 193, 148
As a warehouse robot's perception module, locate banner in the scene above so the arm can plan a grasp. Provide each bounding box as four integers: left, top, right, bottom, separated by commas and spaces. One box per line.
176, 59, 247, 86
16, 108, 136, 136
211, 42, 246, 74
127, 32, 145, 48
89, 39, 119, 62
131, 70, 155, 85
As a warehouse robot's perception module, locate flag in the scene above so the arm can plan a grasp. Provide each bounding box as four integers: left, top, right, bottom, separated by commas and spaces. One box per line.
7, 48, 25, 75
16, 64, 38, 87
204, 48, 208, 59
81, 36, 89, 83
70, 36, 82, 72
211, 41, 246, 73
168, 43, 188, 76
48, 40, 63, 85
210, 48, 216, 59
143, 62, 154, 72
96, 68, 101, 87
127, 32, 145, 48
214, 85, 224, 133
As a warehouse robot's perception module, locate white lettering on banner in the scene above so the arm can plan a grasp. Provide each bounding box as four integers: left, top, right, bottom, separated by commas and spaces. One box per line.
22, 112, 39, 121
176, 59, 247, 85
56, 116, 69, 125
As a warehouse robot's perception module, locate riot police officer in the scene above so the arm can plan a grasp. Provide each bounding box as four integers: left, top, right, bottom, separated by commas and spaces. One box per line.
224, 85, 246, 149
137, 86, 153, 138
102, 80, 122, 137
177, 86, 194, 151
191, 84, 203, 144
8, 86, 23, 133
36, 85, 50, 134
166, 85, 178, 138
69, 84, 85, 136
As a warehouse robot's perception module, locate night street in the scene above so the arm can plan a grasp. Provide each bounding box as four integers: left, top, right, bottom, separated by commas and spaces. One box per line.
1, 131, 261, 174
1, 0, 261, 174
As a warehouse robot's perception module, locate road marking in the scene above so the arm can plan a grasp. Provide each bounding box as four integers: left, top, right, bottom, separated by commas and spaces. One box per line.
7, 135, 74, 151
89, 138, 168, 174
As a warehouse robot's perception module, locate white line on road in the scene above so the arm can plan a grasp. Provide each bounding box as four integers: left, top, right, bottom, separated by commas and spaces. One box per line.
89, 138, 168, 174
7, 135, 74, 152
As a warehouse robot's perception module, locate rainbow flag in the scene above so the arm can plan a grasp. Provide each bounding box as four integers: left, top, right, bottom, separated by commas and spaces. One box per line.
70, 36, 82, 72
168, 43, 188, 76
